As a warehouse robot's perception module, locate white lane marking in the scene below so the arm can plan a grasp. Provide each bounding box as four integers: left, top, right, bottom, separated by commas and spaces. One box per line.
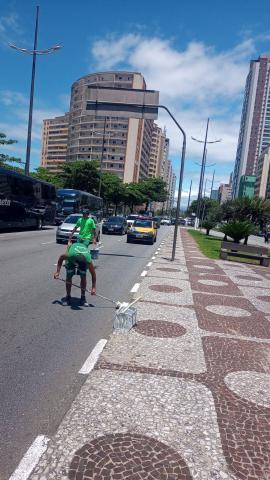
79, 339, 107, 375
9, 435, 49, 480
141, 270, 147, 277
41, 241, 55, 245
146, 262, 152, 267
155, 251, 159, 254
152, 256, 156, 260
157, 247, 161, 251
130, 283, 140, 293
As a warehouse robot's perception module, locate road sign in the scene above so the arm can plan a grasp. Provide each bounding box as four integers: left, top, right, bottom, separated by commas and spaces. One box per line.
85, 86, 159, 120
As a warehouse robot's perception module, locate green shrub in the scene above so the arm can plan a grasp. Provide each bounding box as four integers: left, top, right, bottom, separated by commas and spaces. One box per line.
219, 220, 257, 243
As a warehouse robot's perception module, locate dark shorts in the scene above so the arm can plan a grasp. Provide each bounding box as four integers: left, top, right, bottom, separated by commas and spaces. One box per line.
65, 262, 87, 278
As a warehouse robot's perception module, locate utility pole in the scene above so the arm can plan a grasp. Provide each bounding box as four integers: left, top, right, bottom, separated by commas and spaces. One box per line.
210, 169, 215, 198
187, 179, 192, 211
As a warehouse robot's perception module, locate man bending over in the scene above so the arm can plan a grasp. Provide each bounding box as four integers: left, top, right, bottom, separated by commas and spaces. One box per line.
54, 241, 96, 306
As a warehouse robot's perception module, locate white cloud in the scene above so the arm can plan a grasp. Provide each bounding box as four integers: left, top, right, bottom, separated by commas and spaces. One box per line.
92, 34, 141, 70
0, 90, 28, 106
0, 12, 23, 46
90, 33, 255, 180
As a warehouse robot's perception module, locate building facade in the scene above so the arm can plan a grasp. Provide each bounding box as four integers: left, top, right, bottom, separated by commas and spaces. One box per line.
255, 145, 270, 198
238, 175, 256, 198
210, 189, 219, 201
218, 183, 232, 204
41, 113, 69, 173
232, 55, 270, 197
66, 71, 153, 183
148, 123, 165, 178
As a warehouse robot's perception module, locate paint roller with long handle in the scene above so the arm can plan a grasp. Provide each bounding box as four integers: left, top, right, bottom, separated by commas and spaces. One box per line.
56, 277, 121, 308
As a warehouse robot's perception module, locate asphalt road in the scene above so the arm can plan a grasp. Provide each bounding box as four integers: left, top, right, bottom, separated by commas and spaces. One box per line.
0, 225, 169, 479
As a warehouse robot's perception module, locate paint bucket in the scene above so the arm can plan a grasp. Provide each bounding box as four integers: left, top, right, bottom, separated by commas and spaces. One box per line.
113, 304, 137, 331
90, 248, 99, 260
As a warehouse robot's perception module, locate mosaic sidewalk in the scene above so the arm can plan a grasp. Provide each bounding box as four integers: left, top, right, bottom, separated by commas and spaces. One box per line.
29, 228, 270, 480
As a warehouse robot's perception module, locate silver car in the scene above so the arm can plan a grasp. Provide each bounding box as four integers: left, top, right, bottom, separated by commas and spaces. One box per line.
56, 214, 100, 244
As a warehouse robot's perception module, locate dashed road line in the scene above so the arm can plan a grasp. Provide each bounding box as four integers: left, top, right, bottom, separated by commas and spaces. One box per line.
152, 256, 156, 260
130, 283, 140, 293
141, 270, 147, 277
9, 435, 49, 480
78, 339, 107, 375
146, 262, 152, 267
41, 241, 55, 245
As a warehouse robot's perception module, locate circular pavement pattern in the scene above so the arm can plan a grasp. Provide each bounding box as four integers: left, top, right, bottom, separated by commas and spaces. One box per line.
68, 433, 192, 479
236, 275, 263, 282
205, 305, 251, 317
198, 279, 228, 287
149, 284, 182, 293
135, 320, 186, 338
193, 265, 215, 270
224, 371, 270, 408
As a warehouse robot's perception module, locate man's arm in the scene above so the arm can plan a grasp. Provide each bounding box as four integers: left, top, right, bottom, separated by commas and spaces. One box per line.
54, 253, 67, 279
69, 219, 80, 240
92, 218, 98, 244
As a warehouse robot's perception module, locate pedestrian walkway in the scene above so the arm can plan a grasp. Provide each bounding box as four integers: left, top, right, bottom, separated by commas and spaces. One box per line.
28, 229, 270, 480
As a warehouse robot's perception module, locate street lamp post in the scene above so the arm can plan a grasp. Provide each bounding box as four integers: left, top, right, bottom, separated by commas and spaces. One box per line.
192, 119, 221, 226
9, 6, 62, 175
87, 100, 186, 261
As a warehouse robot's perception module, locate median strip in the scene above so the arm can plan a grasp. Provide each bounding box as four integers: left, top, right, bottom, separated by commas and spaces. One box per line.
78, 339, 107, 375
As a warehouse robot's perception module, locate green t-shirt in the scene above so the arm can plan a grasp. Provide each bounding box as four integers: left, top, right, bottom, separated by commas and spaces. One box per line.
67, 243, 92, 265
76, 217, 96, 240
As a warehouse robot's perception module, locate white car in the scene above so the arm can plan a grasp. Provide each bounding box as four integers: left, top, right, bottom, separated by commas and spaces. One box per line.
126, 214, 139, 229
160, 218, 171, 225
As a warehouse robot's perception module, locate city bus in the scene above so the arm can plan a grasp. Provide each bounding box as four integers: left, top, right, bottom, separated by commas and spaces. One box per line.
0, 167, 57, 230
56, 189, 103, 223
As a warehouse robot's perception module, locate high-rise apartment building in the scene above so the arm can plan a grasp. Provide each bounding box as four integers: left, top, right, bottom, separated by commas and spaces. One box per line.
238, 175, 256, 198
232, 55, 270, 197
218, 183, 232, 204
66, 71, 153, 182
148, 123, 165, 178
41, 113, 69, 173
254, 145, 270, 198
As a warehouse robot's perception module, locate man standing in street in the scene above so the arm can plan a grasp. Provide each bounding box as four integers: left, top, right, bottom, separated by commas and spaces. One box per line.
69, 209, 97, 247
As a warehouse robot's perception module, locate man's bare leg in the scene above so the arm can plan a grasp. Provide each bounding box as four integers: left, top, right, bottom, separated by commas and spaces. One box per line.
89, 262, 96, 295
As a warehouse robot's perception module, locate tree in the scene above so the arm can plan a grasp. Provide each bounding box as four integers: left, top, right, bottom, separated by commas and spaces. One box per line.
60, 161, 100, 194
100, 172, 126, 215
0, 132, 22, 166
219, 220, 257, 244
221, 197, 270, 230
31, 167, 64, 187
188, 198, 220, 220
137, 177, 168, 211
202, 214, 218, 235
124, 183, 146, 212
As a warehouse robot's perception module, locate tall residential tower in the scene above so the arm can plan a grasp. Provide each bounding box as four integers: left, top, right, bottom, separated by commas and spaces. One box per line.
232, 55, 270, 197
66, 71, 153, 182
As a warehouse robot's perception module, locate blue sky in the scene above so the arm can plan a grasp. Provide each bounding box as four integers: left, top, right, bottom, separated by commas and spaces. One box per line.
1, 0, 270, 204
